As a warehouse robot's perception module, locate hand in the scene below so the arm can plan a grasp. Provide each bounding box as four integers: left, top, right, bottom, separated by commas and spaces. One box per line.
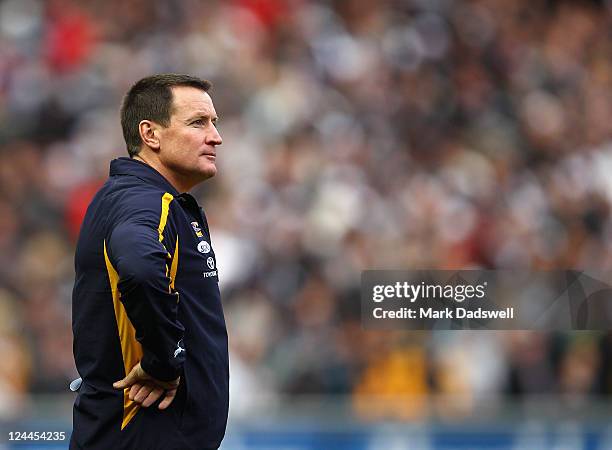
113, 362, 180, 410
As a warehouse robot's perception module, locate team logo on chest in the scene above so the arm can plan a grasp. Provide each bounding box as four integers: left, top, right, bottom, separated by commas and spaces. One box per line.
197, 240, 211, 254
190, 221, 204, 237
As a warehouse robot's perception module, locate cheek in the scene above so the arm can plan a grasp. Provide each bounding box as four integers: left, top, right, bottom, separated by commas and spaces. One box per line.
170, 133, 197, 155
161, 130, 203, 163
182, 131, 204, 148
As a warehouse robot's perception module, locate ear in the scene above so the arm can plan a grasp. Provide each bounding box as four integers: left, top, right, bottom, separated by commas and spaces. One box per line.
138, 120, 162, 151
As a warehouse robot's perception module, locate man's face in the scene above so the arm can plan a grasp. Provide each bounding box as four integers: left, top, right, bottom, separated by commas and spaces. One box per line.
157, 86, 222, 186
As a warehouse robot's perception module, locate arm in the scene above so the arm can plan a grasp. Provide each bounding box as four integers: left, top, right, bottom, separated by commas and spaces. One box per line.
107, 220, 184, 408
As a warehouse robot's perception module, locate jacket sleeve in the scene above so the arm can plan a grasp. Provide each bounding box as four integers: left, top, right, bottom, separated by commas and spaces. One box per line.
107, 220, 185, 382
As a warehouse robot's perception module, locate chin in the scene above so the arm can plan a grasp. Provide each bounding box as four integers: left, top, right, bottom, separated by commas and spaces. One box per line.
198, 165, 217, 180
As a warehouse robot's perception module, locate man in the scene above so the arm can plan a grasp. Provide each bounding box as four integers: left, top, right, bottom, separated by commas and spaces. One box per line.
71, 74, 228, 450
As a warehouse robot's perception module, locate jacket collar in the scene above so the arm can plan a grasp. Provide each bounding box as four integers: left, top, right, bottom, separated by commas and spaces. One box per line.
109, 157, 180, 196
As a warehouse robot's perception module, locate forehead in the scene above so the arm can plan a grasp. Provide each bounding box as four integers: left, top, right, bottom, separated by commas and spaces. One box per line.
170, 86, 216, 118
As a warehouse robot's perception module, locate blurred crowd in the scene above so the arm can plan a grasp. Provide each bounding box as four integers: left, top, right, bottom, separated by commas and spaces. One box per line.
0, 0, 612, 421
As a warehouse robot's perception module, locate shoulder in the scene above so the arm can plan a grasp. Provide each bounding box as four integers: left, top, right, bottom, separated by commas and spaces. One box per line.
104, 181, 179, 229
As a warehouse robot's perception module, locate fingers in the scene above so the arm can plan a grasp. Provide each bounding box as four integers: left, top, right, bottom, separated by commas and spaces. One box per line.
132, 384, 153, 404
158, 387, 177, 410
142, 387, 164, 408
128, 383, 143, 400
127, 383, 165, 408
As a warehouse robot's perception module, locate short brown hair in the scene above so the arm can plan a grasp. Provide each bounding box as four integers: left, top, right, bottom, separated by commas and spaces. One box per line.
120, 74, 212, 157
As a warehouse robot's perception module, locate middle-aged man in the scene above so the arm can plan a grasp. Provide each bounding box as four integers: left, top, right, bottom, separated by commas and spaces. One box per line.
71, 74, 228, 450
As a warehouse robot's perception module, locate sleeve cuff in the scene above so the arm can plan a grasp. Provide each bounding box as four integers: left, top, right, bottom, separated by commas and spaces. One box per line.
141, 352, 183, 382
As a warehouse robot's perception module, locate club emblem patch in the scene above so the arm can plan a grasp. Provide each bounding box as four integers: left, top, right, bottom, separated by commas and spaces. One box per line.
198, 241, 211, 254
191, 221, 203, 237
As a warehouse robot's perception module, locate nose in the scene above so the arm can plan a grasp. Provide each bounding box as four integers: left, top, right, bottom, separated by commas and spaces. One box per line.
206, 124, 222, 146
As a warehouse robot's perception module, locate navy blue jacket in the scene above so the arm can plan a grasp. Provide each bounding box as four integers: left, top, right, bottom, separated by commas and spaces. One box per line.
71, 157, 229, 449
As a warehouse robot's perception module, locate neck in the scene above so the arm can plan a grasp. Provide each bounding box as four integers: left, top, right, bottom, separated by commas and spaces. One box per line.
133, 154, 192, 193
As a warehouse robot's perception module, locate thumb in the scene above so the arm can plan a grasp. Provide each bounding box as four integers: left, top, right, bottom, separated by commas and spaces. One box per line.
113, 364, 140, 389
113, 375, 130, 390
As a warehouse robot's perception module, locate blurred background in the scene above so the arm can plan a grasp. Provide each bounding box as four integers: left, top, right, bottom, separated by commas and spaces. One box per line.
0, 0, 612, 448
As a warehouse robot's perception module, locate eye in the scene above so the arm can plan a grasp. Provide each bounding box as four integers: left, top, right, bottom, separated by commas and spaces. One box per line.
191, 119, 204, 126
